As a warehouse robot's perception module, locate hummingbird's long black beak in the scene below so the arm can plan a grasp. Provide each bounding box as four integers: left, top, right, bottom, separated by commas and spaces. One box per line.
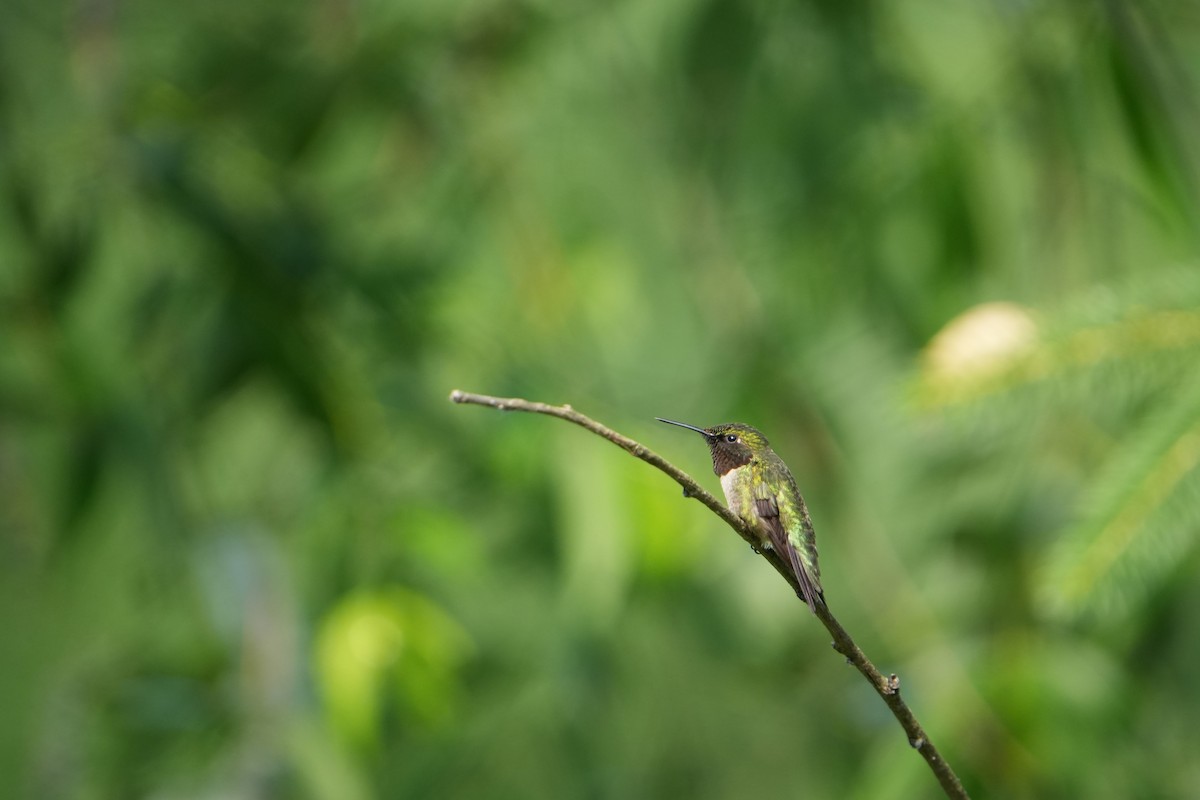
655, 418, 711, 437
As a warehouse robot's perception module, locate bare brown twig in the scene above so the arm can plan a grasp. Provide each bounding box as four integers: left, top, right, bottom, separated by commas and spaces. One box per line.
449, 389, 970, 800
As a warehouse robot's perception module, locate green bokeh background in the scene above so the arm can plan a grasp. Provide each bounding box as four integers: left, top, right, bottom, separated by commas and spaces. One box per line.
4, 1, 1200, 797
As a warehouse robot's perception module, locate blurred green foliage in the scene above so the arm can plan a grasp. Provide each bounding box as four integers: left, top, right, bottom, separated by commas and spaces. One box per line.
3, 0, 1200, 797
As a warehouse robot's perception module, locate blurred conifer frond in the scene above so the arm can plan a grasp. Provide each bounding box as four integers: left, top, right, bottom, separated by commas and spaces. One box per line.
1039, 372, 1200, 621
918, 271, 1200, 623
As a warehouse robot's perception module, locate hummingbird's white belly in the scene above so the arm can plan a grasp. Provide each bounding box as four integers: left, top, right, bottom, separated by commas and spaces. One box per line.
719, 470, 739, 507
718, 469, 772, 549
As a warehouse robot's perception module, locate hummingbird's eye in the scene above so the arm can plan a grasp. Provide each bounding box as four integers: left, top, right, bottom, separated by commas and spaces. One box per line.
725, 434, 738, 443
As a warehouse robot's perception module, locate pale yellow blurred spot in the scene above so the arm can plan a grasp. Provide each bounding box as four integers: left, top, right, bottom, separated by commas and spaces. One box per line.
921, 299, 1036, 402
924, 302, 1037, 382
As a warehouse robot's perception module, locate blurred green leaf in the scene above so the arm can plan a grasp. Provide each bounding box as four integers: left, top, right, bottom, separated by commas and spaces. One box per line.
315, 589, 472, 749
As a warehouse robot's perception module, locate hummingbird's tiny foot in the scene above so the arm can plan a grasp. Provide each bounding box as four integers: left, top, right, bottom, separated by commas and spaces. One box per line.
750, 544, 761, 555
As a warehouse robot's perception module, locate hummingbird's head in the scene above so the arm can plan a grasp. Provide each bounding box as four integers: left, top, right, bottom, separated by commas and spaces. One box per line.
656, 419, 771, 476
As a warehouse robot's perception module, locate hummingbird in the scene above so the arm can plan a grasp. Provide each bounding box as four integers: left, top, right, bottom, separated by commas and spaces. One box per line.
656, 418, 824, 612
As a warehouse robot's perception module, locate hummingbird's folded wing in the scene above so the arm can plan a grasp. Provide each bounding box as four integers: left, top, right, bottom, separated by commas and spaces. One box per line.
753, 495, 789, 558
754, 494, 822, 613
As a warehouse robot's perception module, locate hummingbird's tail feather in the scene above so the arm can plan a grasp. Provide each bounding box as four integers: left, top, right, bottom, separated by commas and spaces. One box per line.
789, 546, 825, 613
